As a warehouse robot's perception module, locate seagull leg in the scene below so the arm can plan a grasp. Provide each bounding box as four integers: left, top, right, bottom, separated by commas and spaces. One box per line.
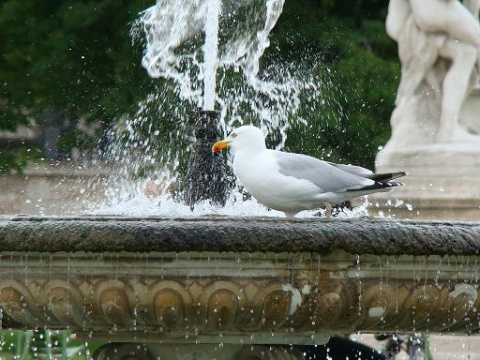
324, 202, 333, 219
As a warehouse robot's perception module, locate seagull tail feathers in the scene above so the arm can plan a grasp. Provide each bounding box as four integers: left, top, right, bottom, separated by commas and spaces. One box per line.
346, 171, 406, 193
367, 171, 406, 183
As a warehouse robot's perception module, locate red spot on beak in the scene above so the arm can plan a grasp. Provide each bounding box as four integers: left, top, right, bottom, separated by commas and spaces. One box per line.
212, 140, 230, 154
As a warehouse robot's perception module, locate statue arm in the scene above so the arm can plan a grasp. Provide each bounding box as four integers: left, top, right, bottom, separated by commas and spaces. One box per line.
386, 0, 411, 41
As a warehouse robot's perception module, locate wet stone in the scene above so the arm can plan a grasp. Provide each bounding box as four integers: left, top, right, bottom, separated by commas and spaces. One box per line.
0, 216, 478, 255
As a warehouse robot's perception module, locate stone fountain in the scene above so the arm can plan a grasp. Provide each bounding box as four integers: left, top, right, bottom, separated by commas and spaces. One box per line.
1, 216, 480, 360
2, 1, 480, 359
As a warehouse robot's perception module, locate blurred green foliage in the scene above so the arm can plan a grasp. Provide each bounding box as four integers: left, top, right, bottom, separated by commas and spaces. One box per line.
0, 0, 154, 168
0, 0, 399, 173
270, 0, 399, 168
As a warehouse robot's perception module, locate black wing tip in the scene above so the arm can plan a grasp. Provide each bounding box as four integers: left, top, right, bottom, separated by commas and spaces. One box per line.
369, 171, 407, 182
391, 171, 407, 179
347, 181, 403, 193
344, 171, 406, 193
346, 173, 406, 193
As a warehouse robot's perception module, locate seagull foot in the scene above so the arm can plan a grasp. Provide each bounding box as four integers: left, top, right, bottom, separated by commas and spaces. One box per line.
324, 203, 333, 219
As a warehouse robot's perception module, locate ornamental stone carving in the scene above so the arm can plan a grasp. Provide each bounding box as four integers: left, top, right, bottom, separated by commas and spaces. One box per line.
1, 251, 480, 341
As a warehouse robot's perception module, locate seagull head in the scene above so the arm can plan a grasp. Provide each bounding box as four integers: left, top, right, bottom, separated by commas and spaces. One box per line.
212, 125, 266, 155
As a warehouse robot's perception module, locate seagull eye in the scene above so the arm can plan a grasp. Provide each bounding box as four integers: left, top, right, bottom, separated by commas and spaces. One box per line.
230, 132, 237, 138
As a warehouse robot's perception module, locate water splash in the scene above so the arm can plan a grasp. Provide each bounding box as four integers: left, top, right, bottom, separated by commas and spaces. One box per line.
90, 0, 323, 216
137, 0, 287, 111
132, 0, 317, 141
89, 184, 369, 218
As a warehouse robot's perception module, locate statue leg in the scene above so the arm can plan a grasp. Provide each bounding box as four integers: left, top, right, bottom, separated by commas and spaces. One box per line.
436, 41, 480, 143
396, 50, 438, 106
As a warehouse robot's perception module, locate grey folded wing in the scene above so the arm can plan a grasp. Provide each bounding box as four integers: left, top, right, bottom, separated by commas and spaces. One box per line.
274, 152, 374, 193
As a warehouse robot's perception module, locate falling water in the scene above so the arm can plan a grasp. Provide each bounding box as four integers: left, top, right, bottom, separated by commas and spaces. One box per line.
203, 0, 221, 111
138, 0, 288, 113
88, 0, 331, 216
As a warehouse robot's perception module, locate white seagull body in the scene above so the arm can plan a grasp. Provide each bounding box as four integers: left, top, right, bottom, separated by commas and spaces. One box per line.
212, 125, 405, 218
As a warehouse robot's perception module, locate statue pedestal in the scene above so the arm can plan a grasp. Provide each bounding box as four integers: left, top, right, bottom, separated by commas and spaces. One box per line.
370, 144, 480, 220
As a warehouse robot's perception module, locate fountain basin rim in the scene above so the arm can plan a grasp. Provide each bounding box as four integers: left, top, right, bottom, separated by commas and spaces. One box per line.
0, 216, 478, 256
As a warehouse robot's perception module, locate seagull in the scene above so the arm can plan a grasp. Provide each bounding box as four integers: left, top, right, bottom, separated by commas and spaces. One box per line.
212, 125, 405, 218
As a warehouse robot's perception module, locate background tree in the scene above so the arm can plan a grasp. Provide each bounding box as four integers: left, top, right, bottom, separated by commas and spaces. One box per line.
0, 0, 398, 174
0, 0, 153, 171
270, 0, 399, 168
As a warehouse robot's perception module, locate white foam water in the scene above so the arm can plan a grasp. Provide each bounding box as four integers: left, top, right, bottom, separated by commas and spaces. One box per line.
89, 194, 369, 219
87, 176, 369, 218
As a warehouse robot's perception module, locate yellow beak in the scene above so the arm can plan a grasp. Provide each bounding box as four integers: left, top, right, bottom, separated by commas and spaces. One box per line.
212, 139, 230, 154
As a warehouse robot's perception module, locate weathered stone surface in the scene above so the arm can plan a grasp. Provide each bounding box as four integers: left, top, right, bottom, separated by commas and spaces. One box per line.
1, 216, 480, 344
0, 216, 479, 256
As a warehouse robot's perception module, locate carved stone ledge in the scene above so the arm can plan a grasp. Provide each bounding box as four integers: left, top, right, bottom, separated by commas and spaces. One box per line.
1, 251, 479, 343
0, 217, 479, 348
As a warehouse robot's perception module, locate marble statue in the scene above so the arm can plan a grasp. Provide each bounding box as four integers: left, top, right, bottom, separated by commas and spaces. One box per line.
385, 0, 480, 147
372, 0, 480, 220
